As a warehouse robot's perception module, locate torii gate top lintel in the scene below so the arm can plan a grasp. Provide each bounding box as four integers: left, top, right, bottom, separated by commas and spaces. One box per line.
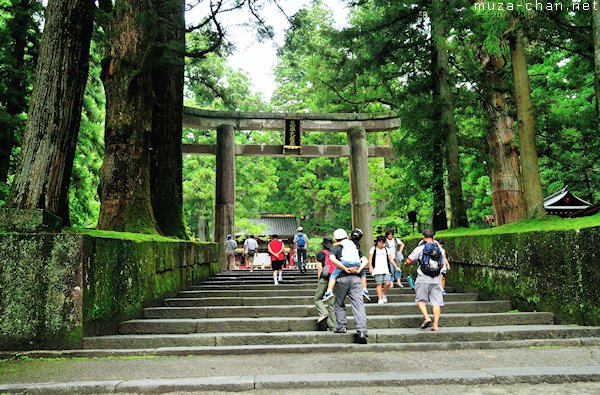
183, 107, 401, 132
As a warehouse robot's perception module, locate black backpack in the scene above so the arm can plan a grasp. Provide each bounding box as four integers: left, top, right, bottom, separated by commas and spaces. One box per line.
419, 242, 444, 277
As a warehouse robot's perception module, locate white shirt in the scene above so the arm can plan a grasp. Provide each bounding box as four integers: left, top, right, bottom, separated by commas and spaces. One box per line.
340, 239, 361, 263
369, 246, 391, 275
244, 238, 258, 253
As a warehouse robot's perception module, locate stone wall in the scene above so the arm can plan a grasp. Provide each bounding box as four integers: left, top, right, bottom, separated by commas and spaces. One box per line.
0, 233, 219, 350
405, 226, 600, 326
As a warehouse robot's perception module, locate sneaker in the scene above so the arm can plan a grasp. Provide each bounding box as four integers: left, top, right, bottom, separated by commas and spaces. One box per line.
397, 282, 404, 288
274, 280, 279, 285
334, 327, 347, 333
442, 289, 446, 295
382, 295, 388, 303
357, 331, 368, 344
377, 299, 385, 304
278, 275, 283, 282
362, 289, 371, 301
322, 291, 334, 302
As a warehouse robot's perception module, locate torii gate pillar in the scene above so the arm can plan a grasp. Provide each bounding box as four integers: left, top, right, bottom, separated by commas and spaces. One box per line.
347, 126, 373, 253
214, 124, 236, 269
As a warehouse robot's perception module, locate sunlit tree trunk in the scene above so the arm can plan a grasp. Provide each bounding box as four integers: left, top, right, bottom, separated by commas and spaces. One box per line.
150, 0, 189, 239
98, 0, 159, 233
510, 27, 545, 219
481, 53, 525, 225
8, 0, 94, 225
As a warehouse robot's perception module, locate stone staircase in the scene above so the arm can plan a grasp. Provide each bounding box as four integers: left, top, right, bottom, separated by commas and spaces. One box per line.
83, 270, 600, 353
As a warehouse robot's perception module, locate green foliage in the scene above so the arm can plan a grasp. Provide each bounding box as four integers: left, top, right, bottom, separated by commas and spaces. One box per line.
69, 38, 104, 228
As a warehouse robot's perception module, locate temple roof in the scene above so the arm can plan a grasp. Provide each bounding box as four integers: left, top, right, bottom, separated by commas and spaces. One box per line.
543, 186, 592, 210
239, 213, 299, 239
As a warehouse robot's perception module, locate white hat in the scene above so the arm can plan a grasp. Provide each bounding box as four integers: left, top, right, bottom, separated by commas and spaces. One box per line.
333, 228, 348, 240
297, 227, 303, 232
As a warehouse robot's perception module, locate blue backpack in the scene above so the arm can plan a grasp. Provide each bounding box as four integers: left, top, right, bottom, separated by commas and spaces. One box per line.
296, 233, 306, 248
419, 242, 444, 277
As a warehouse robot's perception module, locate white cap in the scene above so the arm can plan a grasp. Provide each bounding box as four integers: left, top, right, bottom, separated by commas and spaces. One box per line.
297, 227, 303, 232
333, 228, 348, 240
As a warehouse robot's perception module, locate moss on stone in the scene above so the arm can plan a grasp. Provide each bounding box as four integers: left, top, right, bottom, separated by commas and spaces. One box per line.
0, 231, 219, 350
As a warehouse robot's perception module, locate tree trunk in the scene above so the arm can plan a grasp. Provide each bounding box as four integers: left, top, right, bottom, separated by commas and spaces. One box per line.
97, 0, 159, 233
150, 0, 188, 239
8, 0, 94, 225
481, 53, 525, 225
510, 28, 546, 219
431, 137, 448, 231
0, 0, 36, 186
592, 4, 600, 131
431, 0, 468, 228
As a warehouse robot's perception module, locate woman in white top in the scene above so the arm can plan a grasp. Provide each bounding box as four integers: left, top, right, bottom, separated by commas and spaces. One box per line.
385, 229, 405, 288
369, 236, 401, 304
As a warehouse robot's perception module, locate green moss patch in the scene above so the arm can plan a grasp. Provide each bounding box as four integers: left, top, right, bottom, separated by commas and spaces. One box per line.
0, 232, 219, 350
407, 213, 600, 240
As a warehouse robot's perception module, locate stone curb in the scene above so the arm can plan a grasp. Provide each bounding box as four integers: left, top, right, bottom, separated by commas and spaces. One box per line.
0, 366, 599, 394
2, 338, 599, 359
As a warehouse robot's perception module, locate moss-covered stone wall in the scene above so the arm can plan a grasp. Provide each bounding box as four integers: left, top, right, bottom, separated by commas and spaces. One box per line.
405, 226, 600, 325
0, 233, 219, 350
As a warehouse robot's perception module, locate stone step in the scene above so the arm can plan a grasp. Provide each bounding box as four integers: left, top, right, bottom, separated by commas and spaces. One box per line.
119, 312, 554, 335
165, 292, 477, 307
83, 324, 600, 349
190, 283, 456, 292
178, 288, 416, 298
143, 300, 512, 319
201, 275, 408, 287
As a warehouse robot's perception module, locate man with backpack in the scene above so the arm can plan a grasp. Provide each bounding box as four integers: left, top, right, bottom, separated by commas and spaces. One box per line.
293, 227, 309, 273
314, 236, 336, 331
404, 229, 445, 332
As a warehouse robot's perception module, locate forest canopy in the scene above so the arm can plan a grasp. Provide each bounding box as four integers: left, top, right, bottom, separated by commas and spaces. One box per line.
1, 0, 599, 239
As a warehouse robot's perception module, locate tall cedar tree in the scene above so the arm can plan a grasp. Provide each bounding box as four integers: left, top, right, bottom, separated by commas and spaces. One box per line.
480, 52, 525, 225
509, 24, 546, 219
8, 0, 94, 224
150, 0, 188, 239
98, 0, 159, 233
431, 0, 468, 228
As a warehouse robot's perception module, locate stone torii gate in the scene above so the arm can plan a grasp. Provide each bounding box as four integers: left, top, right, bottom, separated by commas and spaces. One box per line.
182, 107, 400, 263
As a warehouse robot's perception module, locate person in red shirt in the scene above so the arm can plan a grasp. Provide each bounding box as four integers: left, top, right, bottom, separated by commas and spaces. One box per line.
268, 234, 285, 285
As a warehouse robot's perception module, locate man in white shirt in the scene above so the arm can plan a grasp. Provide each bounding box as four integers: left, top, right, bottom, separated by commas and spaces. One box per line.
405, 229, 444, 332
244, 235, 259, 271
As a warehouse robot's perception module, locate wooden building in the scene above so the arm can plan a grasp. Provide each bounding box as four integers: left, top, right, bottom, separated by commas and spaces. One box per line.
543, 186, 592, 218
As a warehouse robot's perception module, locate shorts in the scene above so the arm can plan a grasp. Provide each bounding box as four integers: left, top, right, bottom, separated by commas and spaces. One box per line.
414, 282, 444, 306
374, 273, 391, 284
271, 260, 284, 271
245, 254, 255, 263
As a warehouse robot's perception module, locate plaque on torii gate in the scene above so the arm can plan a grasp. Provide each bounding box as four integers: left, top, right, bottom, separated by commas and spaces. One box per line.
284, 118, 302, 154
